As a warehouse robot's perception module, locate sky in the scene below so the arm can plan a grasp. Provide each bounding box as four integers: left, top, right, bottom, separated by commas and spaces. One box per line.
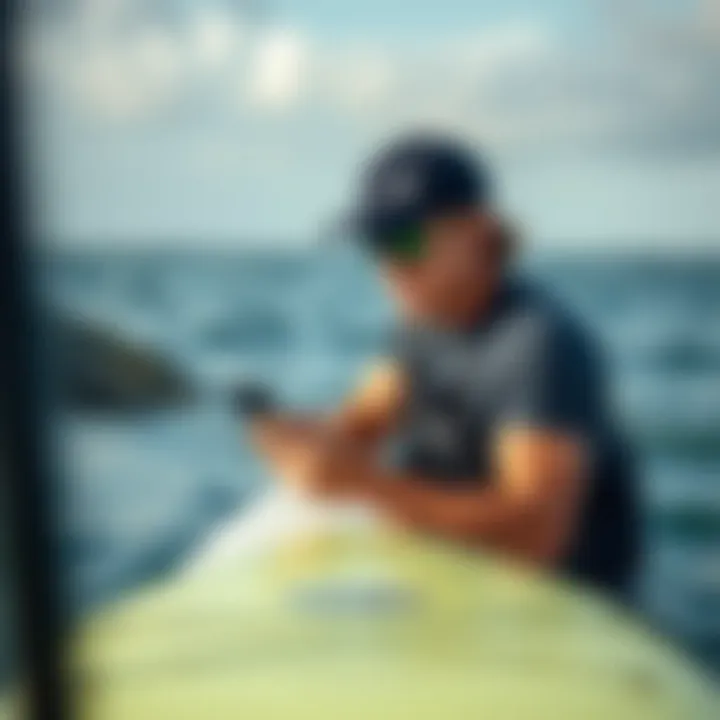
25, 0, 720, 250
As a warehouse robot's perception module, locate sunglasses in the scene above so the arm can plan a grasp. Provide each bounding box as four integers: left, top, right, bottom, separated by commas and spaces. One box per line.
372, 226, 427, 262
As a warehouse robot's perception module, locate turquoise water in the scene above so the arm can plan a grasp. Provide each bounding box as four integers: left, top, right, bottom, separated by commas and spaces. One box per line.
52, 248, 720, 671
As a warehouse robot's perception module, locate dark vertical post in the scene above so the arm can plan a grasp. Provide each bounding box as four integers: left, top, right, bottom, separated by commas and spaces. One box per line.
0, 1, 71, 718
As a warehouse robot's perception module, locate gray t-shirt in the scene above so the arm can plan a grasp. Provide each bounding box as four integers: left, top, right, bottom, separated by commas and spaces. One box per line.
391, 276, 640, 594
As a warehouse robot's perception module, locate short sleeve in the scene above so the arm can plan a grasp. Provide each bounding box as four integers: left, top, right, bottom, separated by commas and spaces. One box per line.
496, 316, 599, 435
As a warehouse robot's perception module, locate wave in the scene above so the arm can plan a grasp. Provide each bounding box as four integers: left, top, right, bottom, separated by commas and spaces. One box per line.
198, 312, 292, 353
638, 340, 720, 374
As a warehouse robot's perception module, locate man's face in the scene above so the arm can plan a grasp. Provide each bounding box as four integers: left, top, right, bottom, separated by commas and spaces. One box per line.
378, 210, 498, 323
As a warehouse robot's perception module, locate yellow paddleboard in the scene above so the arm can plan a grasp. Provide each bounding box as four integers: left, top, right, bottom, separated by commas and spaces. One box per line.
66, 494, 717, 719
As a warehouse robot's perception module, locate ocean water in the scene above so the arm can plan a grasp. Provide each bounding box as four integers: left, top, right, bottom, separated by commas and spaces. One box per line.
51, 248, 720, 671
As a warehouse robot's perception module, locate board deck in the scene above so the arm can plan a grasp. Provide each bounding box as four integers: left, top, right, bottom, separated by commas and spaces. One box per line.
67, 493, 719, 718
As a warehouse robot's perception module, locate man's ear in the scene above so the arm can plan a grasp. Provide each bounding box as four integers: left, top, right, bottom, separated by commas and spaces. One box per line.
495, 216, 521, 265
476, 212, 520, 266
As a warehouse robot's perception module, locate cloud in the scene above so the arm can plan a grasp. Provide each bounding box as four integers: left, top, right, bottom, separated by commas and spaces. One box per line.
245, 27, 309, 111
596, 0, 720, 155
66, 28, 185, 120
23, 0, 720, 245
28, 1, 720, 159
26, 0, 249, 121
192, 7, 245, 70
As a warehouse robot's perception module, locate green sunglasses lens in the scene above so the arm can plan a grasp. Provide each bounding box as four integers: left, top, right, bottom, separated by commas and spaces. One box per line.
384, 227, 426, 260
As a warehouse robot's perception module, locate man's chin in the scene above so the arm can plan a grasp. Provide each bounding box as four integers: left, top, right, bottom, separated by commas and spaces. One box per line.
402, 302, 444, 324
408, 305, 460, 328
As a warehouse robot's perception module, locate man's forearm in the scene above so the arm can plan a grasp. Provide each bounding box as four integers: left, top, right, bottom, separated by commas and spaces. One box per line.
247, 416, 574, 565
357, 470, 564, 564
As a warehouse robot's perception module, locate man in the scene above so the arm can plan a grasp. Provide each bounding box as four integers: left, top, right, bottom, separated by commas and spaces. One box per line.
249, 133, 641, 599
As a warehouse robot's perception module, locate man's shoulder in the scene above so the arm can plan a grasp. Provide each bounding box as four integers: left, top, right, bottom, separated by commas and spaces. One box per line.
497, 277, 602, 367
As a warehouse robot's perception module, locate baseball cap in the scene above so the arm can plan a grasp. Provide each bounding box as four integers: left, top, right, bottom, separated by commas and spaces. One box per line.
341, 133, 493, 258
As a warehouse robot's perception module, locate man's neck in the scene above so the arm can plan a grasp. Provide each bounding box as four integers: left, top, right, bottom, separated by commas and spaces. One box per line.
434, 272, 507, 332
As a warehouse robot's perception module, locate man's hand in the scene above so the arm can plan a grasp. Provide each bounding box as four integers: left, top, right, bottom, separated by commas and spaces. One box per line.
249, 416, 374, 498
244, 358, 404, 498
